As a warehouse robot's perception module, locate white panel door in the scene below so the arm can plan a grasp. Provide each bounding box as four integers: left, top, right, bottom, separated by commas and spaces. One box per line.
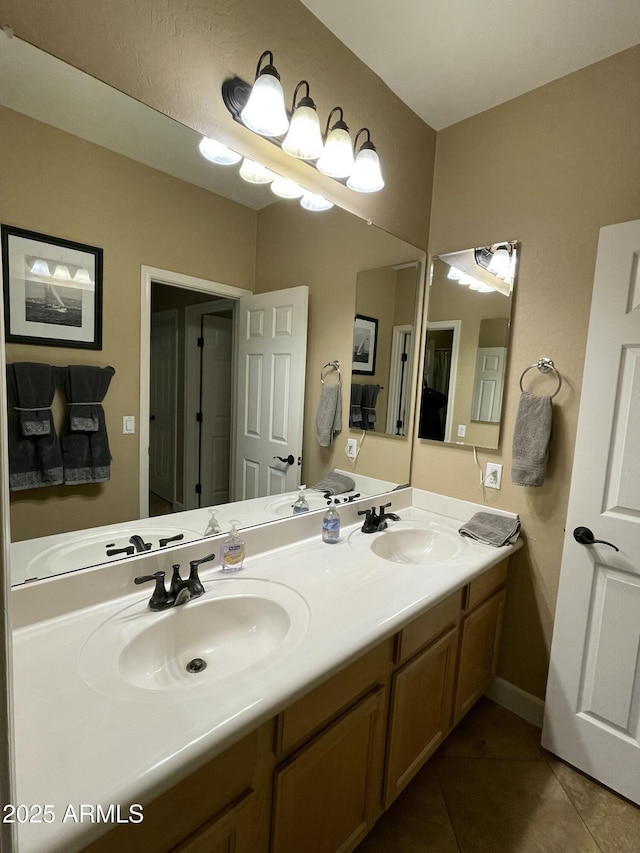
200, 314, 233, 506
471, 346, 506, 422
234, 286, 308, 500
542, 219, 640, 803
149, 309, 177, 503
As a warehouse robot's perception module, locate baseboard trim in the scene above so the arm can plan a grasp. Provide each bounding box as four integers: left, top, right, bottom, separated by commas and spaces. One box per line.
485, 677, 545, 728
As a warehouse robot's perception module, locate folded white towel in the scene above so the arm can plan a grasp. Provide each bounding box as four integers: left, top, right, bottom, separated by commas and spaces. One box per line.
316, 384, 342, 446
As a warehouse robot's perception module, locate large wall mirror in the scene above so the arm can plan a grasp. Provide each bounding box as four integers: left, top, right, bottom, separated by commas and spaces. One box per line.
418, 243, 517, 450
1, 37, 425, 585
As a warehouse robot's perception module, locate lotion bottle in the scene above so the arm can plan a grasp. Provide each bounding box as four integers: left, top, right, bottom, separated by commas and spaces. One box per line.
221, 520, 245, 572
292, 485, 310, 515
322, 500, 341, 544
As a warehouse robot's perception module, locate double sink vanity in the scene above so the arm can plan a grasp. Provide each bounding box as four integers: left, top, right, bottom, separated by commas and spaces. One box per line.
11, 487, 521, 853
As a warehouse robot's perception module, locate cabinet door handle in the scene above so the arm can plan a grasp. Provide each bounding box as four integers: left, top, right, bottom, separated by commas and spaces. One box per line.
573, 526, 619, 552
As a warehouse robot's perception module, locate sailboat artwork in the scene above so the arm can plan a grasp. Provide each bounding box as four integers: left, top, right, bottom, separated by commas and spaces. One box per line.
24, 276, 82, 327
43, 281, 68, 314
352, 314, 378, 375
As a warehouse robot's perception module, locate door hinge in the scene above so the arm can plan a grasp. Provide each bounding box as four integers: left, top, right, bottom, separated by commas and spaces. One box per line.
196, 412, 203, 423
197, 336, 204, 348
195, 483, 202, 494
401, 352, 408, 362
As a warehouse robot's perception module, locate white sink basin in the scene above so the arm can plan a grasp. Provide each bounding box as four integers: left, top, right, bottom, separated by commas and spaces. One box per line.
23, 524, 202, 580
349, 521, 466, 566
79, 577, 310, 701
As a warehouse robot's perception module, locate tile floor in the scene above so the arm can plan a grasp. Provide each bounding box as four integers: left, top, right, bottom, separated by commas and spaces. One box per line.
356, 697, 640, 853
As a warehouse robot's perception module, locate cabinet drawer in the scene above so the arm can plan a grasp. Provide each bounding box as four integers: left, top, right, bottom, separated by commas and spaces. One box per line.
394, 590, 461, 665
465, 559, 508, 611
275, 639, 392, 756
172, 787, 255, 853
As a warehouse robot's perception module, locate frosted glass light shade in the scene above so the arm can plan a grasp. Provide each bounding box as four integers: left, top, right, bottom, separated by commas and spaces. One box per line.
74, 268, 92, 284
198, 136, 242, 165
239, 158, 276, 184
282, 106, 324, 160
29, 259, 50, 276
458, 274, 473, 286
270, 177, 304, 199
317, 127, 354, 178
488, 247, 514, 282
240, 74, 289, 137
53, 264, 71, 281
300, 191, 333, 211
346, 147, 384, 192
447, 266, 463, 281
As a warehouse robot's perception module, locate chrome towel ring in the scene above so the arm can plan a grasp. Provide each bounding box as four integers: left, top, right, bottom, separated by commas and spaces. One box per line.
519, 357, 562, 399
321, 360, 341, 384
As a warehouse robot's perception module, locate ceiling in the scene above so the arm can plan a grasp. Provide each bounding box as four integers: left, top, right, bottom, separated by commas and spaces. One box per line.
300, 0, 640, 129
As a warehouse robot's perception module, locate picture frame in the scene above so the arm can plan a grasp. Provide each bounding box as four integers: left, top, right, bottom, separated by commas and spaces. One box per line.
1, 225, 103, 349
352, 314, 378, 375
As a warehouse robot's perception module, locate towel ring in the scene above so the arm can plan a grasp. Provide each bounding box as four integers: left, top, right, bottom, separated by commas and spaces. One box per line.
321, 360, 341, 385
519, 357, 562, 399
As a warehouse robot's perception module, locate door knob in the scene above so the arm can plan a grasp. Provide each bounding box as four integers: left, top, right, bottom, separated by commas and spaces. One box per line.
273, 455, 295, 465
573, 526, 619, 552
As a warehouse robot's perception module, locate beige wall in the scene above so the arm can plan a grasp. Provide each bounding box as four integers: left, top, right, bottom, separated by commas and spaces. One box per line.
254, 203, 424, 487
0, 0, 437, 249
1, 106, 256, 540
414, 45, 640, 699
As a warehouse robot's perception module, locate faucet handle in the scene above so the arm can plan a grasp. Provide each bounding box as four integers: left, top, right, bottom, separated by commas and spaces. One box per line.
159, 533, 185, 547
188, 552, 216, 596
134, 571, 171, 610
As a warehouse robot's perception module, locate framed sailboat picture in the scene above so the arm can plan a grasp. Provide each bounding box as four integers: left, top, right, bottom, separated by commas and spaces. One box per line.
352, 314, 378, 375
1, 225, 103, 349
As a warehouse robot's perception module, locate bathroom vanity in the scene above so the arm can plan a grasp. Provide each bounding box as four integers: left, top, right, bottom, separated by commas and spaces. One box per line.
10, 488, 519, 853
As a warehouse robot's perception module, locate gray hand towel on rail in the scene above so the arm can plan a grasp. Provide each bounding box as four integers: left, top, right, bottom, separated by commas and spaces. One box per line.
6, 362, 63, 490
316, 383, 342, 446
312, 470, 356, 495
459, 512, 521, 547
61, 365, 115, 484
361, 384, 381, 430
349, 383, 363, 428
511, 392, 553, 487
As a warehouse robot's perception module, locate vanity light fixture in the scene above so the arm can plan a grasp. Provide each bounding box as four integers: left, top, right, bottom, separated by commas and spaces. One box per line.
282, 80, 324, 160
222, 53, 384, 192
74, 268, 92, 284
237, 50, 289, 137
53, 264, 72, 281
29, 258, 50, 276
487, 244, 515, 283
270, 176, 304, 199
300, 191, 334, 212
346, 128, 384, 192
239, 157, 276, 184
316, 107, 355, 179
198, 136, 242, 165
446, 266, 464, 281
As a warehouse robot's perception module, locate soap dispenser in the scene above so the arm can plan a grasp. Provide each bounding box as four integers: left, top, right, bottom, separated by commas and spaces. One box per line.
221, 519, 246, 573
204, 509, 222, 536
322, 499, 341, 544
292, 485, 310, 515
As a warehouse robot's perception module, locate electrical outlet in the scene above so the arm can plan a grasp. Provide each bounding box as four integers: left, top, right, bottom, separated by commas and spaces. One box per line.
345, 438, 359, 460
485, 462, 503, 489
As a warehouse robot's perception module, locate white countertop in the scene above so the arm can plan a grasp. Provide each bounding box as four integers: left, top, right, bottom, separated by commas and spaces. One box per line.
11, 488, 521, 852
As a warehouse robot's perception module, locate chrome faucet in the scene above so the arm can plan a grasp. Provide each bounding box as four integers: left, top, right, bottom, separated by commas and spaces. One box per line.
134, 553, 215, 610
358, 502, 401, 534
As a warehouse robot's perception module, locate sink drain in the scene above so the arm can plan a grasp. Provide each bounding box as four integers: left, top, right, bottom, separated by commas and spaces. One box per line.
186, 657, 207, 674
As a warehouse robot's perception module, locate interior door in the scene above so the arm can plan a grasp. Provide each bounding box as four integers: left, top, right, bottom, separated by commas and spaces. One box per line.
199, 314, 232, 506
234, 286, 308, 500
471, 346, 506, 422
541, 218, 640, 804
149, 309, 177, 503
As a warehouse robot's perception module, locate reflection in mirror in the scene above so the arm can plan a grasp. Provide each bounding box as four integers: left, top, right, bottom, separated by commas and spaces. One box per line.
1, 37, 425, 585
351, 262, 421, 437
419, 243, 517, 449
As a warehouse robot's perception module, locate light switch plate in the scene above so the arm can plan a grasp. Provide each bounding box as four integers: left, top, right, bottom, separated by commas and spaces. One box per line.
123, 416, 135, 434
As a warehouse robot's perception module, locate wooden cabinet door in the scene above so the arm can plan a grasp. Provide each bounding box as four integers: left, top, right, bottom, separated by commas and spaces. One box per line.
173, 788, 257, 853
384, 626, 458, 807
453, 587, 506, 725
271, 688, 385, 853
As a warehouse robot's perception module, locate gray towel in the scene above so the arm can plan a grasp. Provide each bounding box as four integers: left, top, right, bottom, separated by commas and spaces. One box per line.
6, 362, 63, 491
511, 392, 553, 486
316, 383, 342, 446
459, 512, 521, 547
349, 383, 363, 427
61, 365, 115, 484
312, 470, 355, 496
361, 384, 381, 430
